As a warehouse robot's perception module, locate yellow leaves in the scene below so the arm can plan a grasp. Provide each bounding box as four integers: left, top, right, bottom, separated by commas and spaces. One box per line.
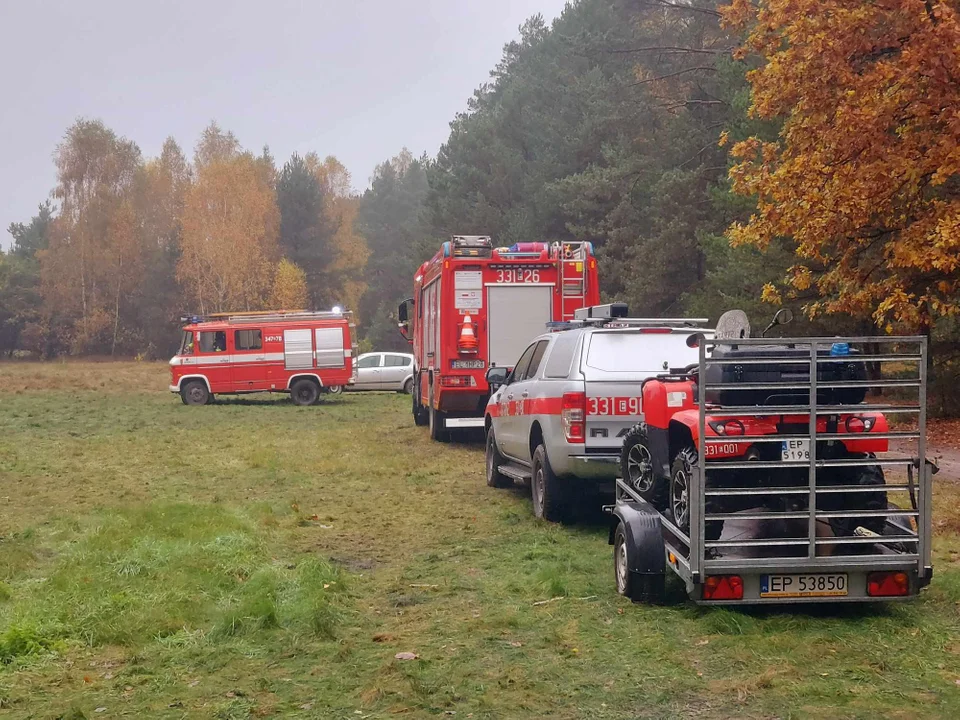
718, 130, 730, 148
761, 283, 782, 306
268, 259, 308, 311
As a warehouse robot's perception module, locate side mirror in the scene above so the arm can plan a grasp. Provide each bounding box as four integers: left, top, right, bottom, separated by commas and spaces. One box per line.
397, 298, 414, 344
486, 366, 510, 390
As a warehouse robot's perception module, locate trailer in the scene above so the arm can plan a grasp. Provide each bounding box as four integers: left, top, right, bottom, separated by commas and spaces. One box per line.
609, 334, 935, 604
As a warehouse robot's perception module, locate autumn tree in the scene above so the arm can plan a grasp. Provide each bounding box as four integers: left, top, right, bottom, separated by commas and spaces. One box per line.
268, 258, 309, 310
721, 0, 960, 330
42, 119, 143, 353
179, 138, 280, 313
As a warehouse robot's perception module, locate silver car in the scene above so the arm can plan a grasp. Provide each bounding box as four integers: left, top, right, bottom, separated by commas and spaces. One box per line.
350, 352, 415, 393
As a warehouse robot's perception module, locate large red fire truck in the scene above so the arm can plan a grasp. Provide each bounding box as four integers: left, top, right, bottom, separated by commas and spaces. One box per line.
169, 310, 356, 406
398, 235, 600, 441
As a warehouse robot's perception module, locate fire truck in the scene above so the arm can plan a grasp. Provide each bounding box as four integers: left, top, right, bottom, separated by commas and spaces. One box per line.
398, 235, 600, 441
169, 310, 357, 406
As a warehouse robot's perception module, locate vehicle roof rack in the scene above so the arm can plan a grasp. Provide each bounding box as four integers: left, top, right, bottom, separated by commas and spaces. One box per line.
188, 310, 352, 325
567, 303, 708, 329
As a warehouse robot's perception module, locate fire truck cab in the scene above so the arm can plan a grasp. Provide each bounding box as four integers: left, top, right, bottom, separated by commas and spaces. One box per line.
398, 235, 600, 442
169, 310, 357, 406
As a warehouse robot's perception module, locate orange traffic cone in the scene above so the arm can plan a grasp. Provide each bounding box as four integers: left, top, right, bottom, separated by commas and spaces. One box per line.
459, 315, 479, 354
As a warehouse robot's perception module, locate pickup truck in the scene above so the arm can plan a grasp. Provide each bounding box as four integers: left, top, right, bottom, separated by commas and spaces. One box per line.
482, 303, 707, 521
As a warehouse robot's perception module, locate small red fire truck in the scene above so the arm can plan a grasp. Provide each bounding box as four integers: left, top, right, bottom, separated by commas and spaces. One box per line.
398, 235, 600, 441
169, 310, 357, 406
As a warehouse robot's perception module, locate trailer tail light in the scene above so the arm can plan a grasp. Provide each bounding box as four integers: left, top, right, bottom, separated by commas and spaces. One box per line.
702, 575, 743, 601
708, 419, 745, 436
440, 375, 476, 388
867, 571, 909, 597
561, 392, 586, 443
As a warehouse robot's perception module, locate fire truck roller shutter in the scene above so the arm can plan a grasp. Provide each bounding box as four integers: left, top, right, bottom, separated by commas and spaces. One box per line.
284, 329, 314, 370
487, 285, 553, 369
314, 327, 345, 368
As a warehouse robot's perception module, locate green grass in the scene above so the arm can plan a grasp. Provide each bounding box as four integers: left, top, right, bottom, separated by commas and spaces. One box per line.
1, 361, 960, 718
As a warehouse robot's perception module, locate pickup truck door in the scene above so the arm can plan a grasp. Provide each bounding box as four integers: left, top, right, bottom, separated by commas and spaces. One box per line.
507, 339, 550, 463
498, 341, 539, 461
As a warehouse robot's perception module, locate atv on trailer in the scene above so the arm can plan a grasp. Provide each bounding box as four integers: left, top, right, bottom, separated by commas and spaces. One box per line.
620, 310, 889, 543
609, 312, 933, 605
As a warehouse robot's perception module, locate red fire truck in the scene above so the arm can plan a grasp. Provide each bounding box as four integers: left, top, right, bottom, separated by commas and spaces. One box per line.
169, 310, 357, 406
398, 235, 600, 441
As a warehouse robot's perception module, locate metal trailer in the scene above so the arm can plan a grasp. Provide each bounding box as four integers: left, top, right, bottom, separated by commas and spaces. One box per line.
610, 335, 935, 604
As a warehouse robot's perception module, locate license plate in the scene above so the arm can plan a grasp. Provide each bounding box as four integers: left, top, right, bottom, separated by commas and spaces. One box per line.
760, 573, 848, 598
782, 438, 811, 461
452, 359, 485, 369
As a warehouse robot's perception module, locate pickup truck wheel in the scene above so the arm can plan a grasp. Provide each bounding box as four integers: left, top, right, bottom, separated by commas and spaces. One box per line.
621, 424, 666, 508
670, 447, 722, 542
532, 445, 567, 522
614, 523, 665, 603
485, 427, 511, 488
290, 379, 320, 406
181, 380, 210, 406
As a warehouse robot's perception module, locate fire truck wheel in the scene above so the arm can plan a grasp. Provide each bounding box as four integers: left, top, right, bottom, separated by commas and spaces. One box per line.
402, 378, 414, 395
532, 445, 568, 522
670, 447, 723, 542
620, 424, 667, 508
429, 404, 450, 442
290, 379, 320, 406
485, 427, 512, 488
180, 380, 210, 406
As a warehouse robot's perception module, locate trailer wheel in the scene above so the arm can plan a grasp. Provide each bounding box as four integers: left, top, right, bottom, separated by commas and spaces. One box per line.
181, 380, 210, 406
614, 523, 665, 603
290, 379, 320, 406
670, 447, 723, 542
532, 445, 567, 522
621, 424, 666, 508
485, 426, 511, 488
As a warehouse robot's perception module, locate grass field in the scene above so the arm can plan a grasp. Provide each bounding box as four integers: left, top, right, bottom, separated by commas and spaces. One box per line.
1, 361, 960, 719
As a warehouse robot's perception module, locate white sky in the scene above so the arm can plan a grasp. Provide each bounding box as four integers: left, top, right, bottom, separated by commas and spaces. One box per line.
0, 0, 570, 246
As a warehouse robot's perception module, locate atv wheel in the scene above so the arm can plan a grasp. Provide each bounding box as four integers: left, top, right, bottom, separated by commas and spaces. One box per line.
485, 427, 511, 488
620, 423, 666, 507
670, 447, 722, 542
831, 464, 887, 536
532, 444, 568, 522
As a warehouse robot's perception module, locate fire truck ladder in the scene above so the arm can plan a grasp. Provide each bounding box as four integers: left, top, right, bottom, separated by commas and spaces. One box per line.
557, 241, 591, 320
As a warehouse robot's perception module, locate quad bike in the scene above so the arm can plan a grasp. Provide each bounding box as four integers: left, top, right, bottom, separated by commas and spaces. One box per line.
619, 310, 889, 546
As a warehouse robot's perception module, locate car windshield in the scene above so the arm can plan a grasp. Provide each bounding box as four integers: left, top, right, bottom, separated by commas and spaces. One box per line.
583, 331, 699, 374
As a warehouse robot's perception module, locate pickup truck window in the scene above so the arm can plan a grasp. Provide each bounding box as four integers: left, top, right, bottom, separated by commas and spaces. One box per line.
522, 340, 549, 380
510, 342, 539, 383
544, 331, 580, 378
584, 331, 698, 374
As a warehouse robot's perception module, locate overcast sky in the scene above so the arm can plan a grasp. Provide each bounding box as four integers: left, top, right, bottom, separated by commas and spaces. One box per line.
0, 0, 569, 248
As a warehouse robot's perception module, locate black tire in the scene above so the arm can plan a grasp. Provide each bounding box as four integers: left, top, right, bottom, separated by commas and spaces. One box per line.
180, 380, 210, 406
428, 387, 449, 442
290, 378, 320, 406
831, 464, 887, 536
670, 447, 723, 542
326, 385, 343, 395
531, 444, 567, 522
485, 426, 512, 488
614, 523, 665, 603
620, 423, 667, 507
402, 378, 414, 395
413, 377, 429, 426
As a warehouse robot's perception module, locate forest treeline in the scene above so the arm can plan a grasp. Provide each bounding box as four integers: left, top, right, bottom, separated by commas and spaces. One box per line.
2, 0, 958, 404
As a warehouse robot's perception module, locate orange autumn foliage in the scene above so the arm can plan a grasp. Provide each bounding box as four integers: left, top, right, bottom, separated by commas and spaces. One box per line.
721, 0, 960, 328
